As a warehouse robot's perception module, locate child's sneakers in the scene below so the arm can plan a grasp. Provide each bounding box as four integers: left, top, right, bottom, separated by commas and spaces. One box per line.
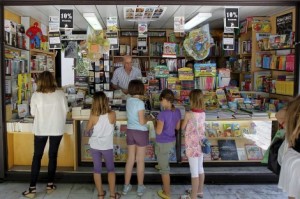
137, 185, 146, 196
122, 184, 132, 195
157, 190, 170, 199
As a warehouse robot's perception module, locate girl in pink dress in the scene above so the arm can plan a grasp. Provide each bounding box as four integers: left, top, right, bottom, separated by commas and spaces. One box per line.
181, 89, 206, 199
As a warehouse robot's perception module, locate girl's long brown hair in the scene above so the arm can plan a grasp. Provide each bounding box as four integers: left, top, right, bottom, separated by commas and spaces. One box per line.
36, 71, 57, 93
91, 92, 110, 116
189, 89, 205, 110
285, 95, 300, 147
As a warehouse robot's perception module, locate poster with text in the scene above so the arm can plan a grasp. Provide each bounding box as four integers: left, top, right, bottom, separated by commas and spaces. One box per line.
276, 12, 293, 35
174, 16, 185, 32
60, 9, 73, 29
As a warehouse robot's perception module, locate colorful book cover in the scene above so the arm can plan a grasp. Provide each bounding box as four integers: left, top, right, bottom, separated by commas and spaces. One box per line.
203, 153, 212, 161
181, 144, 188, 162
245, 144, 263, 160
232, 123, 242, 137
145, 141, 156, 161
82, 144, 92, 160
119, 124, 127, 137
221, 123, 233, 137
217, 140, 239, 160
216, 89, 227, 106
211, 145, 220, 160
163, 42, 177, 58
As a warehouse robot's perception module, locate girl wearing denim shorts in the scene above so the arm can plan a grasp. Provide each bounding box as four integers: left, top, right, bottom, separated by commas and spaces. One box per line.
156, 89, 181, 199
85, 92, 121, 199
123, 79, 151, 197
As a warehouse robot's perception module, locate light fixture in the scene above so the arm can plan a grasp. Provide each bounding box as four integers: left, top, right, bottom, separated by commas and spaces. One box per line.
184, 13, 212, 31
83, 13, 102, 30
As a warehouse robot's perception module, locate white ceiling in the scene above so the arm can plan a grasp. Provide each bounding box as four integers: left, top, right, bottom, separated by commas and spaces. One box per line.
5, 5, 293, 30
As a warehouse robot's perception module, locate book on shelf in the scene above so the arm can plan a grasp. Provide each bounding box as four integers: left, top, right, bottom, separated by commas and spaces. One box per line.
210, 145, 221, 160
145, 141, 156, 161
245, 144, 263, 160
217, 139, 239, 160
181, 144, 188, 162
237, 148, 247, 161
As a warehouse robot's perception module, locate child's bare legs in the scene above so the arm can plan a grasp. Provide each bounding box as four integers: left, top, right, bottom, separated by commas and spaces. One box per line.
93, 173, 105, 198
108, 172, 116, 196
191, 177, 199, 199
125, 145, 136, 185
136, 146, 146, 185
198, 173, 205, 195
162, 174, 171, 196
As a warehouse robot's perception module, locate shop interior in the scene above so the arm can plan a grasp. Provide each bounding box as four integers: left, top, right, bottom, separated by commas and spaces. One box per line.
3, 4, 297, 181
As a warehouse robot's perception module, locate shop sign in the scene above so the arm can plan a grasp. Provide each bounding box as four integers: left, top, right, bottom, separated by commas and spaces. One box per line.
48, 31, 61, 49
225, 7, 239, 28
174, 16, 185, 33
60, 9, 73, 29
223, 32, 235, 50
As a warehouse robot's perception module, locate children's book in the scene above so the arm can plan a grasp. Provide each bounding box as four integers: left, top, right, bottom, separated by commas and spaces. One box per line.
216, 89, 227, 107
145, 141, 156, 161
211, 145, 220, 160
217, 140, 239, 160
232, 123, 242, 137
245, 144, 263, 160
237, 148, 247, 160
221, 123, 233, 137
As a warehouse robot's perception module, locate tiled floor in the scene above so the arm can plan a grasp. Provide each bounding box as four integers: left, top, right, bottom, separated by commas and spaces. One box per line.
0, 182, 288, 199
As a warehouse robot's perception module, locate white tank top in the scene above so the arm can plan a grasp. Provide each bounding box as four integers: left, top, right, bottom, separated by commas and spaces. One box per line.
89, 113, 114, 150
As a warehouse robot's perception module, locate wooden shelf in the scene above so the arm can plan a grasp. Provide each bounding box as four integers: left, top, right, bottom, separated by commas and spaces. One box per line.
31, 70, 55, 73
259, 47, 295, 51
5, 45, 29, 51
30, 49, 55, 55
269, 93, 294, 97
239, 53, 252, 57
259, 68, 294, 72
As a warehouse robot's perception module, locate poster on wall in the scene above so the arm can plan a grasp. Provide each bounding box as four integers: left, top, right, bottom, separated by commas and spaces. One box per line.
60, 9, 73, 29
225, 7, 239, 28
174, 16, 185, 32
276, 12, 293, 35
48, 31, 61, 49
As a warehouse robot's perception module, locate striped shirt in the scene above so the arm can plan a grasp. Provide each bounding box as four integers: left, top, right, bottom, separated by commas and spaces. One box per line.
111, 67, 142, 89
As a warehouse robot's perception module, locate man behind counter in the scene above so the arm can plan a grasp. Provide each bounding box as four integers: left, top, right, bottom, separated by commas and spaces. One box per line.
111, 55, 142, 94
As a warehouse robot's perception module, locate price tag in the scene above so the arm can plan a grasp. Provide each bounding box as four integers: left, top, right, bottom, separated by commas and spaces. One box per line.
60, 9, 73, 29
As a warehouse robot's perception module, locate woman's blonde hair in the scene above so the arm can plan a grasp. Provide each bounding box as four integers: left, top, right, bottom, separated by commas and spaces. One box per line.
91, 92, 110, 116
189, 89, 205, 110
285, 95, 300, 147
36, 71, 57, 93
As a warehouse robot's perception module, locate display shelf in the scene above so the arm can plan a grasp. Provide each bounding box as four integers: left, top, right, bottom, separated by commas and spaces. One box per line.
30, 49, 55, 55
259, 47, 295, 51
259, 67, 294, 72
4, 44, 29, 52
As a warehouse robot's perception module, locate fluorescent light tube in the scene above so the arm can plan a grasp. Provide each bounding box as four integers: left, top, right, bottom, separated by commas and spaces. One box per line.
83, 13, 102, 30
184, 13, 212, 31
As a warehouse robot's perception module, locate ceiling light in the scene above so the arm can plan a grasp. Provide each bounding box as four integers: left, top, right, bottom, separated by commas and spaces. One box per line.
83, 13, 102, 30
184, 13, 212, 31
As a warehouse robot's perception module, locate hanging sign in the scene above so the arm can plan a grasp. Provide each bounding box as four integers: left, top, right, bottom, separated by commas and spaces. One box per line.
60, 9, 73, 29
225, 7, 239, 28
106, 32, 119, 50
48, 31, 61, 49
49, 16, 60, 32
174, 16, 185, 32
137, 37, 147, 50
223, 32, 235, 50
107, 17, 118, 33
138, 23, 148, 37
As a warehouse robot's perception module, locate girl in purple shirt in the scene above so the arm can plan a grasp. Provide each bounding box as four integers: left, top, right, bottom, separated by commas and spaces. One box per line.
155, 89, 181, 199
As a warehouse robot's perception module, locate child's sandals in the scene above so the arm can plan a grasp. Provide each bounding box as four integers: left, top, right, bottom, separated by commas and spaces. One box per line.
98, 190, 107, 199
110, 192, 121, 199
22, 187, 36, 198
185, 189, 203, 198
46, 183, 57, 194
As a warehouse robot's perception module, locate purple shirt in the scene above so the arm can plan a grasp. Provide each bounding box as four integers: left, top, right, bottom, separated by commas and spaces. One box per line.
156, 108, 181, 143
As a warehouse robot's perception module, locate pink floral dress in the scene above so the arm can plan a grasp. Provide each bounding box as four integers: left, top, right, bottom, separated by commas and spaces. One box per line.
185, 111, 206, 157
